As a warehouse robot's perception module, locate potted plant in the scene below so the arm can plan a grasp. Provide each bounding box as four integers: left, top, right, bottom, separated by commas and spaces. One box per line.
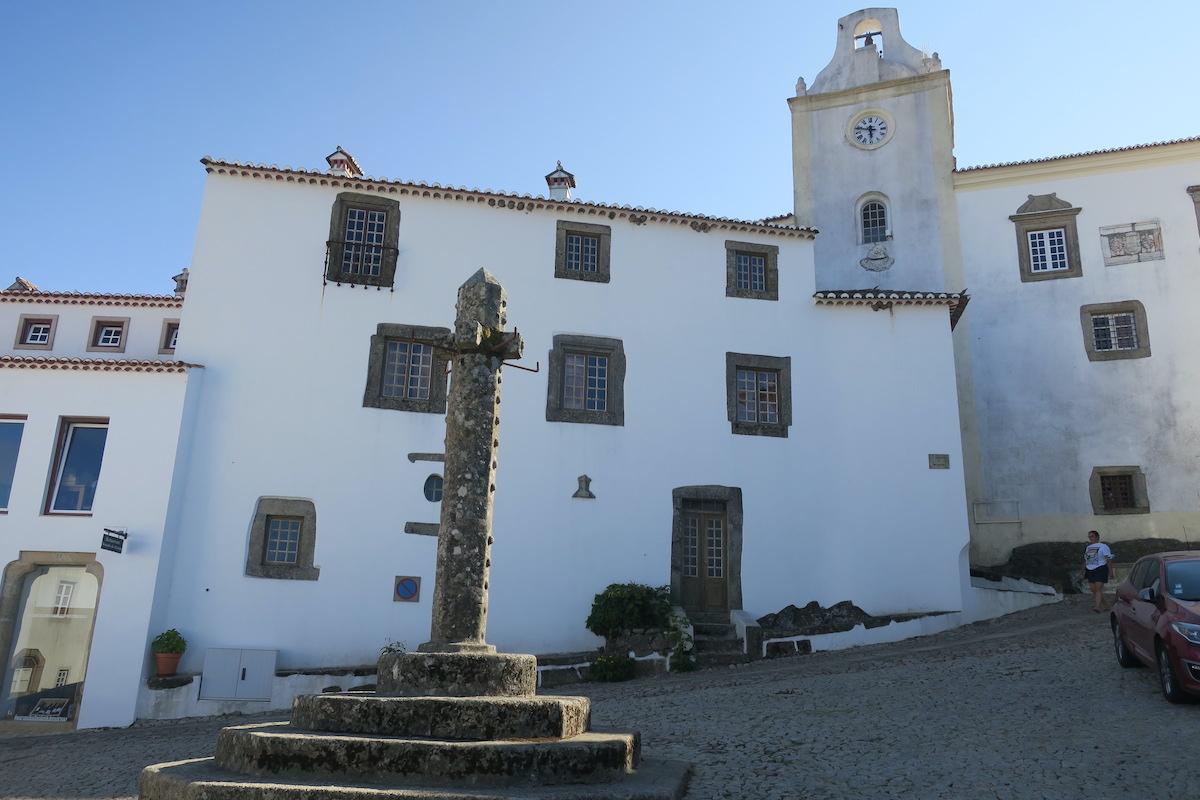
151, 629, 187, 677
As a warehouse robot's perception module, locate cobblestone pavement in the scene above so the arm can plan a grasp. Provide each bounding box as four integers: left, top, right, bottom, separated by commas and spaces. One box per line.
0, 595, 1195, 799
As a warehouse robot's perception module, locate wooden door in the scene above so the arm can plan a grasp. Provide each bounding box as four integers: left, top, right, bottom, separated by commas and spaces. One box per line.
680, 499, 728, 612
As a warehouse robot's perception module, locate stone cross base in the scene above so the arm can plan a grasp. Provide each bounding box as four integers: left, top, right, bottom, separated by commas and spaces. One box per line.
137, 650, 691, 799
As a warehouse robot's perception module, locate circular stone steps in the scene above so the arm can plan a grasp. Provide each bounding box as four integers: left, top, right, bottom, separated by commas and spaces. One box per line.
215, 723, 639, 786
140, 756, 693, 800
291, 694, 592, 741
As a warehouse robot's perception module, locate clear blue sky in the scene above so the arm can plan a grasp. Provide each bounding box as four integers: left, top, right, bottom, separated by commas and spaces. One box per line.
2, 1, 1195, 293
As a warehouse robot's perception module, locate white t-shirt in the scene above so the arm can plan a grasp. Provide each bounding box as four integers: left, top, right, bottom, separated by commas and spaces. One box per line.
1084, 542, 1113, 570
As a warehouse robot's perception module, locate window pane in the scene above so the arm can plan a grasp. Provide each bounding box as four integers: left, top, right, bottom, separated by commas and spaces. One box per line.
23, 322, 50, 345
706, 518, 724, 578
563, 353, 587, 409
1100, 474, 1135, 510
750, 255, 766, 292
341, 207, 386, 276
862, 201, 887, 244
0, 422, 23, 510
382, 341, 409, 397
407, 343, 433, 400
565, 233, 598, 272
586, 355, 607, 411
682, 517, 699, 577
52, 425, 108, 512
1029, 228, 1068, 272
265, 517, 301, 564
735, 369, 757, 422
757, 371, 779, 423
423, 474, 443, 502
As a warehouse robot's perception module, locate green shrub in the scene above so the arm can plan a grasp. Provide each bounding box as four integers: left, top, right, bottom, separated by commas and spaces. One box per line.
585, 583, 672, 638
151, 629, 187, 654
590, 655, 636, 682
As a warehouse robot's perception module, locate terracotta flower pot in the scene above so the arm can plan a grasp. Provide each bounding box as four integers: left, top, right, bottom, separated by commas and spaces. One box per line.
154, 652, 182, 677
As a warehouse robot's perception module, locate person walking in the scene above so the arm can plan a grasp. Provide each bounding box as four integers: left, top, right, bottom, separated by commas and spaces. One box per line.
1083, 530, 1114, 612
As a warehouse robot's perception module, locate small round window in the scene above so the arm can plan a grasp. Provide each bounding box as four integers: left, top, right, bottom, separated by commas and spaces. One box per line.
424, 474, 444, 502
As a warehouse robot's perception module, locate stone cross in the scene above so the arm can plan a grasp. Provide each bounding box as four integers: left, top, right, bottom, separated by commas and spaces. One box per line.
420, 269, 522, 654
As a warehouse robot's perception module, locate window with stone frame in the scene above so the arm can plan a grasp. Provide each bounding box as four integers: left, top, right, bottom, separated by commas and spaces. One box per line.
159, 319, 180, 355
1079, 300, 1150, 362
325, 192, 401, 288
725, 352, 792, 437
362, 323, 451, 413
545, 334, 625, 426
1009, 193, 1083, 282
860, 200, 888, 244
14, 314, 57, 351
554, 221, 611, 283
86, 317, 129, 353
724, 241, 779, 301
245, 497, 319, 580
1088, 466, 1150, 515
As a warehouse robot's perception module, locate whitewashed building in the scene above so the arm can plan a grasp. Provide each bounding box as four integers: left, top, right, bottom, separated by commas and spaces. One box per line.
8, 7, 1194, 728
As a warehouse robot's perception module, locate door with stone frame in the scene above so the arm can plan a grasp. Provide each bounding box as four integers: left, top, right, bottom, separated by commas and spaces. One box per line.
680, 498, 729, 612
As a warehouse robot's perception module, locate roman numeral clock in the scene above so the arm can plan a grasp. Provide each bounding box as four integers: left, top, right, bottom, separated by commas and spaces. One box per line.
847, 110, 894, 150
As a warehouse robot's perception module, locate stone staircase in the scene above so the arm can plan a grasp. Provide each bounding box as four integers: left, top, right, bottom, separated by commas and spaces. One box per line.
139, 651, 691, 799
688, 612, 752, 669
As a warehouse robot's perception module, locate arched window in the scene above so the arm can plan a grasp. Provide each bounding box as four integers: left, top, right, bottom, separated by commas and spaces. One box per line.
423, 474, 444, 502
860, 200, 888, 244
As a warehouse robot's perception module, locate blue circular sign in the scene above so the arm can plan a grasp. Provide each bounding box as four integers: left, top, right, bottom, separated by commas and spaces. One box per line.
395, 578, 419, 600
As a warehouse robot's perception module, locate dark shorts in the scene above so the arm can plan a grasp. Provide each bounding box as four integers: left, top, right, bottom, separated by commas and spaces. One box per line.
1085, 565, 1109, 584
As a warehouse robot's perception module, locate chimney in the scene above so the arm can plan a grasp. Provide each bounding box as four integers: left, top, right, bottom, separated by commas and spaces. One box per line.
545, 161, 575, 201
172, 268, 189, 297
325, 146, 363, 178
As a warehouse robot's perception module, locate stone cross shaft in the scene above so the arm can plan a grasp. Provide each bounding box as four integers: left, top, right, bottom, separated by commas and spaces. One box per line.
421, 269, 522, 654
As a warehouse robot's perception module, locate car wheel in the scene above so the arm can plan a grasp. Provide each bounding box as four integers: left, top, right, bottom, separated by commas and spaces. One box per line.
1113, 620, 1139, 668
1157, 642, 1192, 704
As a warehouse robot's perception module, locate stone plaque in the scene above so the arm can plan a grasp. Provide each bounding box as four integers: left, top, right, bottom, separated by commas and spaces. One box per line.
1099, 221, 1163, 266
394, 576, 421, 603
928, 453, 950, 470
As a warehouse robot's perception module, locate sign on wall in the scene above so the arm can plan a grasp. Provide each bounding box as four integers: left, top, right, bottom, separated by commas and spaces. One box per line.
928, 454, 950, 470
101, 528, 128, 553
394, 576, 421, 603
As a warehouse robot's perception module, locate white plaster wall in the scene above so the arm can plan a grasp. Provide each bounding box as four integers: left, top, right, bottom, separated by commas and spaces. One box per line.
160, 173, 970, 679
0, 301, 180, 359
793, 79, 956, 291
0, 369, 189, 728
955, 155, 1200, 565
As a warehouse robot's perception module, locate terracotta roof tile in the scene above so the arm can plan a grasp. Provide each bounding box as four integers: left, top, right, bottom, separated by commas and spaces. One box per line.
0, 356, 197, 373
0, 290, 183, 308
813, 289, 970, 329
201, 158, 818, 240
956, 135, 1200, 173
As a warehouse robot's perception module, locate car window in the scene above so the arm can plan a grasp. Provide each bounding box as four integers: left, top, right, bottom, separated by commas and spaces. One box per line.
1141, 561, 1162, 590
1165, 561, 1200, 601
1129, 560, 1150, 589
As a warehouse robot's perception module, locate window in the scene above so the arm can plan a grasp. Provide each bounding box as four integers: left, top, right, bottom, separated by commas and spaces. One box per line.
362, 323, 451, 414
325, 192, 401, 288
86, 317, 129, 353
54, 669, 70, 688
159, 319, 180, 355
245, 497, 319, 580
423, 474, 443, 502
1089, 466, 1150, 515
1079, 301, 1150, 361
724, 241, 779, 301
1009, 193, 1082, 282
52, 581, 75, 617
554, 221, 611, 283
0, 417, 24, 511
1027, 229, 1068, 273
382, 342, 433, 400
725, 353, 792, 437
13, 314, 57, 351
861, 201, 888, 244
264, 517, 302, 565
46, 420, 108, 514
545, 334, 626, 426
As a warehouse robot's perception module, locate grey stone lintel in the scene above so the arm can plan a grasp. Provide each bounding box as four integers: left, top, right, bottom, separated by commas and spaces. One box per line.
554, 220, 612, 283
406, 452, 445, 463
545, 334, 626, 426
403, 522, 439, 536
724, 240, 780, 301
725, 352, 792, 437
245, 497, 319, 581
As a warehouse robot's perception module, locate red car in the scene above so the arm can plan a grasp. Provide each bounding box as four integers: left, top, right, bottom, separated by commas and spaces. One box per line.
1111, 551, 1200, 703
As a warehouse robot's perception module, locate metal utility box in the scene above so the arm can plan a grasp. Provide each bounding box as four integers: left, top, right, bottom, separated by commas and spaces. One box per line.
198, 648, 277, 701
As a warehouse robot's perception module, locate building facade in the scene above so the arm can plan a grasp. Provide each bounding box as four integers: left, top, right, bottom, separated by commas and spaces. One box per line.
3, 7, 1194, 728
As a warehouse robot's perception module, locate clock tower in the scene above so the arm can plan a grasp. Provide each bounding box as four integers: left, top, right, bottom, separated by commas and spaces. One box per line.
790, 8, 960, 291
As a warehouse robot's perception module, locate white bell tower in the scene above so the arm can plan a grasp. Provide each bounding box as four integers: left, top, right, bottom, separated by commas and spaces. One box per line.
790, 8, 959, 290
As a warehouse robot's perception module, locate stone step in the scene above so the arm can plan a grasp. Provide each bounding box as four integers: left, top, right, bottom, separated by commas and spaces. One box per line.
215, 723, 638, 787
140, 756, 693, 799
689, 622, 734, 638
691, 637, 742, 654
291, 694, 591, 741
378, 652, 536, 698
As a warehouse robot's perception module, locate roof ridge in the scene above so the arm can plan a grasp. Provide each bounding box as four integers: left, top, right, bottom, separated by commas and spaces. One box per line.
956, 134, 1200, 173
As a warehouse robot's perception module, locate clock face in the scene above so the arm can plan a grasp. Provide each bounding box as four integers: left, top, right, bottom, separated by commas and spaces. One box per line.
852, 114, 890, 147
